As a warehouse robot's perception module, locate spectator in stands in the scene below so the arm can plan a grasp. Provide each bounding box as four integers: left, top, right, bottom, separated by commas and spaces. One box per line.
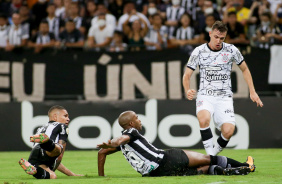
180, 0, 198, 20
165, 0, 185, 38
195, 0, 220, 32
122, 9, 148, 51
61, 0, 72, 20
157, 0, 170, 20
108, 30, 128, 52
147, 2, 158, 24
117, 1, 150, 32
248, 0, 270, 40
199, 14, 216, 43
273, 3, 282, 31
169, 13, 200, 53
19, 5, 35, 38
144, 13, 168, 51
28, 20, 55, 53
223, 0, 250, 28
84, 0, 97, 31
42, 3, 65, 40
91, 3, 116, 29
87, 13, 114, 51
66, 2, 86, 36
55, 19, 84, 49
226, 11, 249, 46
4, 0, 23, 18
6, 13, 29, 52
0, 14, 9, 49
252, 12, 282, 49
31, 0, 48, 29
108, 0, 125, 20
54, 0, 65, 19
135, 0, 148, 15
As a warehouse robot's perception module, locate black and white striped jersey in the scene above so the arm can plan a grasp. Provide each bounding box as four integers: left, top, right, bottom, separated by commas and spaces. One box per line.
43, 17, 64, 40
172, 26, 199, 40
181, 0, 198, 20
118, 128, 165, 176
166, 6, 185, 37
33, 121, 68, 147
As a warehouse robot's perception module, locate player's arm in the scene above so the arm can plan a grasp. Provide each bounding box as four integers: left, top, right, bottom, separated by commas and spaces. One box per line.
97, 135, 131, 149
98, 147, 120, 176
238, 61, 263, 107
183, 67, 196, 100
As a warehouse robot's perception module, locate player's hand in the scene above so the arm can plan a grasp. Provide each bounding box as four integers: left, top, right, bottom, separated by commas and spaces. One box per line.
186, 89, 196, 100
250, 91, 263, 107
74, 174, 84, 176
97, 140, 112, 149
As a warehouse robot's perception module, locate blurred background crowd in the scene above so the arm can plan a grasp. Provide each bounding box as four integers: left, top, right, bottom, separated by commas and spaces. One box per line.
1, 0, 282, 53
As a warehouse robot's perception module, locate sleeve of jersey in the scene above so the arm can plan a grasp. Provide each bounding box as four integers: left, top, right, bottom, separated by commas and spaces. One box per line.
59, 124, 69, 143
122, 128, 139, 143
232, 45, 244, 65
187, 48, 199, 70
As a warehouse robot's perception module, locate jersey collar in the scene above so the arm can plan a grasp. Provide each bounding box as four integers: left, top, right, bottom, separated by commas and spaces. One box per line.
207, 42, 224, 52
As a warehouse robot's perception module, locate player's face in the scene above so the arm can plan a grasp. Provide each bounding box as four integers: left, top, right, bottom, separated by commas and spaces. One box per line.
56, 109, 70, 125
132, 113, 142, 131
209, 29, 227, 50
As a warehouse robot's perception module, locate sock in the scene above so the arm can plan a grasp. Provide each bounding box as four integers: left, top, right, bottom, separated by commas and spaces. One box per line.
208, 165, 224, 175
210, 155, 249, 168
213, 134, 229, 155
33, 167, 51, 179
200, 127, 214, 155
40, 139, 55, 152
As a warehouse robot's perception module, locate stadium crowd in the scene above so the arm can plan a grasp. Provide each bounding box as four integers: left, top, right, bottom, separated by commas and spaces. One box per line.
1, 0, 282, 53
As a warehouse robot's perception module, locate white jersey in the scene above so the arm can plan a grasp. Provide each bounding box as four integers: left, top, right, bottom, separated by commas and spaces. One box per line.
187, 43, 244, 97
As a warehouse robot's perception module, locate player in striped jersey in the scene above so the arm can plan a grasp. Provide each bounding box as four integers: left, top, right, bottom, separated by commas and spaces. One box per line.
19, 105, 82, 179
97, 111, 255, 177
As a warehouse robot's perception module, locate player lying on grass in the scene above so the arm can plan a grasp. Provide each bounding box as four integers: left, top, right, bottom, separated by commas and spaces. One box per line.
97, 111, 255, 177
19, 105, 82, 179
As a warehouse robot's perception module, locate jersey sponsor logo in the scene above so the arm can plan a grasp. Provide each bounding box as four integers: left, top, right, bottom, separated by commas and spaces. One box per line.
224, 109, 234, 114
205, 70, 228, 82
61, 124, 66, 134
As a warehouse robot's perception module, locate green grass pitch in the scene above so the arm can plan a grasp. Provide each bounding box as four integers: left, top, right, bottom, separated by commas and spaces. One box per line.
1, 149, 281, 184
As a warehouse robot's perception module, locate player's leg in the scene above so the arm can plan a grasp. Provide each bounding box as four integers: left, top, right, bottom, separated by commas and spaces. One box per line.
183, 150, 253, 173
30, 133, 62, 157
197, 110, 214, 155
213, 123, 235, 155
196, 95, 215, 155
213, 97, 236, 155
19, 159, 55, 179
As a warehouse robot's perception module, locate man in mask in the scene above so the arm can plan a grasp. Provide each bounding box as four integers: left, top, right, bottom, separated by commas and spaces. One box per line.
165, 0, 185, 38
87, 13, 114, 51
91, 3, 116, 30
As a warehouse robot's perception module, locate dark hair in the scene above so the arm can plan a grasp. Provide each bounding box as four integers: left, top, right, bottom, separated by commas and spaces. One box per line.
180, 12, 193, 27
48, 105, 66, 116
114, 30, 124, 37
211, 21, 228, 33
152, 13, 161, 19
0, 13, 7, 19
66, 19, 75, 23
40, 20, 49, 25
261, 12, 272, 20
227, 11, 237, 17
205, 13, 215, 19
48, 3, 55, 7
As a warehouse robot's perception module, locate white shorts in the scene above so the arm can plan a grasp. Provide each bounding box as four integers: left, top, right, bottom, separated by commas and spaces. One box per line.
196, 95, 236, 131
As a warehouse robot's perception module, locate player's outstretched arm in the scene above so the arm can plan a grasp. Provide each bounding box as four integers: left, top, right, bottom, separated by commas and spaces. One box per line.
239, 61, 263, 107
57, 163, 84, 176
97, 135, 130, 149
98, 147, 119, 176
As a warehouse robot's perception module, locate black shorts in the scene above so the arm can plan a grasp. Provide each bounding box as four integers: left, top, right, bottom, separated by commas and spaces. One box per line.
28, 145, 58, 171
149, 148, 198, 176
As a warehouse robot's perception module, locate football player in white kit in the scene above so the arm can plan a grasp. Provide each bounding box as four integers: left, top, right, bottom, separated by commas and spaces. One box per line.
183, 21, 263, 156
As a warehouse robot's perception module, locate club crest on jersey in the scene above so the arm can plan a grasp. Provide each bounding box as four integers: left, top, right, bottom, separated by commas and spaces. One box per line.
221, 53, 229, 63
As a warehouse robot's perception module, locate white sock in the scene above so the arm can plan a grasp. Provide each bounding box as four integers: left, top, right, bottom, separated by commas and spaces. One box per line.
213, 134, 229, 155
202, 138, 214, 155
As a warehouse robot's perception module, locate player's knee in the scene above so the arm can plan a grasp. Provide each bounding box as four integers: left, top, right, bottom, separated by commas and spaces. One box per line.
198, 118, 210, 128
221, 124, 235, 139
